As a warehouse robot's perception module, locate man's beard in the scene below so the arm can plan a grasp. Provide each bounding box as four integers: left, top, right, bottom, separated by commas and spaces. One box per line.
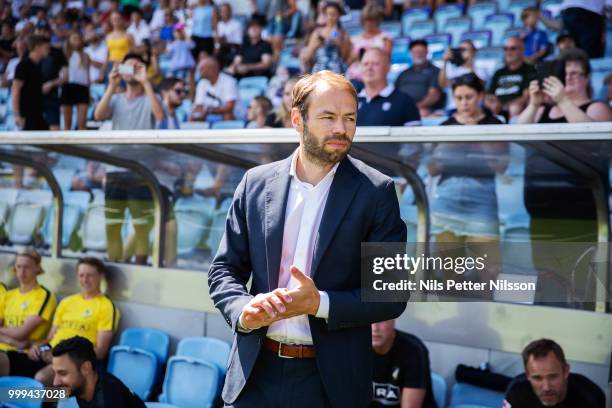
301, 122, 351, 167
66, 374, 86, 398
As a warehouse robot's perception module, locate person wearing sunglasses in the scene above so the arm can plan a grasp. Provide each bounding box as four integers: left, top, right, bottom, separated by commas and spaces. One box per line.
485, 36, 535, 118
158, 76, 185, 130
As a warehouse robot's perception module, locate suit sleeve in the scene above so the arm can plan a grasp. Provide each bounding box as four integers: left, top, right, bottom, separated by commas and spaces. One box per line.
207, 171, 254, 334
326, 179, 407, 331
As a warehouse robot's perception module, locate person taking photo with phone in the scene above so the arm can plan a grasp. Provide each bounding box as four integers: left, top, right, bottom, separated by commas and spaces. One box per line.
438, 40, 485, 112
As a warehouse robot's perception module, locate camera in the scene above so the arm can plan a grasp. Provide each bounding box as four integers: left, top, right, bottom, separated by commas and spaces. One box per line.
450, 48, 465, 66
118, 64, 135, 75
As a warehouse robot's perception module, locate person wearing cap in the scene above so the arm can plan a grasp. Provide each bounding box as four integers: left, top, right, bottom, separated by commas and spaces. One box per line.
0, 249, 58, 376
394, 39, 442, 118
228, 18, 273, 79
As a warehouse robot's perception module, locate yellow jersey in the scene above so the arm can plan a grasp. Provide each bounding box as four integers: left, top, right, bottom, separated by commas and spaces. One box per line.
0, 285, 57, 351
50, 293, 120, 348
0, 282, 7, 322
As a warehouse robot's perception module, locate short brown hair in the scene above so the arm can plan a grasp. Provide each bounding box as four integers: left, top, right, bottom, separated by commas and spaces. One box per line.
292, 70, 357, 120
252, 95, 273, 116
521, 6, 539, 21
522, 339, 567, 369
560, 47, 591, 77
76, 257, 106, 275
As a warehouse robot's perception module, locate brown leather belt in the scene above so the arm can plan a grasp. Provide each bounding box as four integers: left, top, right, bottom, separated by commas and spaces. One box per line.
263, 338, 316, 359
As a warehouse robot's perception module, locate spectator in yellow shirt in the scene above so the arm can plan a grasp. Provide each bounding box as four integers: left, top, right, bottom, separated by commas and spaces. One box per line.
0, 257, 119, 385
0, 248, 57, 376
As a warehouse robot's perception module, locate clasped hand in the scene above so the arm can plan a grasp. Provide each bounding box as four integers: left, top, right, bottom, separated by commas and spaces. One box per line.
240, 266, 321, 330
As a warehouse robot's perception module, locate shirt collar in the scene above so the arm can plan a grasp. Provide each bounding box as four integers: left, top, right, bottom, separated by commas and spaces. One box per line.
358, 84, 394, 103
290, 148, 340, 186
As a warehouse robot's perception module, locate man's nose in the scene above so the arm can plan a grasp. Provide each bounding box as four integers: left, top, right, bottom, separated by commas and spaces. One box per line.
332, 118, 347, 135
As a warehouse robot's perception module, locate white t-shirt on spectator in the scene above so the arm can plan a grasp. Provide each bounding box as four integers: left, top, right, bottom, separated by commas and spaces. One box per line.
66, 0, 84, 9
149, 8, 166, 32
194, 72, 238, 109
85, 42, 108, 83
217, 19, 243, 45
127, 20, 151, 46
5, 57, 20, 82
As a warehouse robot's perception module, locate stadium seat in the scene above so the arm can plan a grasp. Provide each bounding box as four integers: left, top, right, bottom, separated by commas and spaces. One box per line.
380, 21, 402, 38
0, 376, 44, 408
42, 202, 83, 249
107, 346, 158, 400
407, 19, 435, 41
431, 373, 447, 408
388, 63, 409, 84
211, 120, 246, 129
238, 76, 268, 93
460, 30, 492, 49
449, 382, 506, 407
474, 46, 504, 80
443, 17, 472, 46
467, 1, 497, 30
0, 87, 9, 103
402, 7, 431, 36
503, 27, 525, 43
119, 327, 170, 366
236, 87, 263, 119
174, 195, 217, 255
391, 37, 411, 64
541, 0, 563, 18
421, 116, 448, 126
424, 34, 452, 62
159, 357, 219, 408
80, 204, 107, 251
56, 397, 79, 408
176, 337, 231, 375
508, 0, 536, 25
180, 121, 211, 130
590, 58, 612, 72
483, 13, 514, 46
90, 83, 106, 101
434, 4, 463, 32
7, 190, 52, 245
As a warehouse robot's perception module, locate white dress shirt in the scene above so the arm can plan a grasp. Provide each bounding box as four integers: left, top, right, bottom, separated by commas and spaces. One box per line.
261, 151, 335, 345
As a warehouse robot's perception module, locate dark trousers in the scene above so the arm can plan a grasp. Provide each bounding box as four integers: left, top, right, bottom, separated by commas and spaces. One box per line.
562, 7, 605, 58
225, 348, 331, 408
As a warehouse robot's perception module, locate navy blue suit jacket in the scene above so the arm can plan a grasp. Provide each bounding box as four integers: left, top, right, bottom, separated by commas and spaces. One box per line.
208, 154, 408, 407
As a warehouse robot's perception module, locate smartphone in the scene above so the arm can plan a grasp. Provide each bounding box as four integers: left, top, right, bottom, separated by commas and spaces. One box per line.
118, 63, 134, 75
534, 61, 565, 86
450, 48, 465, 66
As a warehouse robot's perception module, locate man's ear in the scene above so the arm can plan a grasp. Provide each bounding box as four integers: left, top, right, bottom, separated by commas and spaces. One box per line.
290, 107, 303, 133
80, 361, 93, 377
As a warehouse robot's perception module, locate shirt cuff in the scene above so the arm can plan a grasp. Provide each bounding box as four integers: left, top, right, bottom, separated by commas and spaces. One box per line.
237, 312, 255, 333
315, 291, 330, 320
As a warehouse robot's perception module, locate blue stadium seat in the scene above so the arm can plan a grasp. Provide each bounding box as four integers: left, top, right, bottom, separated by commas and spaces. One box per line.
483, 13, 514, 46
541, 0, 562, 18
449, 383, 506, 407
508, 0, 536, 25
591, 71, 611, 103
424, 34, 451, 62
211, 120, 246, 129
174, 196, 217, 255
56, 397, 79, 408
42, 201, 83, 249
176, 337, 231, 375
120, 327, 170, 366
391, 37, 412, 64
180, 121, 211, 130
236, 87, 263, 120
407, 19, 435, 40
444, 17, 472, 46
0, 87, 9, 103
503, 27, 526, 43
421, 116, 448, 126
388, 63, 409, 87
380, 21, 402, 38
590, 58, 612, 72
0, 376, 44, 408
431, 373, 447, 408
90, 83, 106, 101
238, 76, 268, 92
474, 46, 504, 81
460, 30, 492, 49
467, 1, 497, 30
402, 7, 431, 36
159, 357, 219, 408
497, 0, 513, 10
434, 4, 463, 32
107, 346, 158, 400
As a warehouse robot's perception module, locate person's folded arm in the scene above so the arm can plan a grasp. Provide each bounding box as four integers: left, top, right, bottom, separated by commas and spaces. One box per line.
401, 388, 426, 408
0, 315, 44, 341
207, 172, 254, 333
326, 179, 407, 331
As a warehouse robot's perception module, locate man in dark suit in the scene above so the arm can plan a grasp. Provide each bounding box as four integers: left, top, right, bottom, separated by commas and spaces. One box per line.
208, 70, 408, 407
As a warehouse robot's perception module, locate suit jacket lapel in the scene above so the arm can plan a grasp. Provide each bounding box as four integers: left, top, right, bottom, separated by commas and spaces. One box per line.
265, 156, 292, 292
311, 157, 362, 281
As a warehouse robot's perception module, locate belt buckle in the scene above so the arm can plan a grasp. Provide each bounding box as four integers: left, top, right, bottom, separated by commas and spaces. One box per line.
277, 342, 295, 359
